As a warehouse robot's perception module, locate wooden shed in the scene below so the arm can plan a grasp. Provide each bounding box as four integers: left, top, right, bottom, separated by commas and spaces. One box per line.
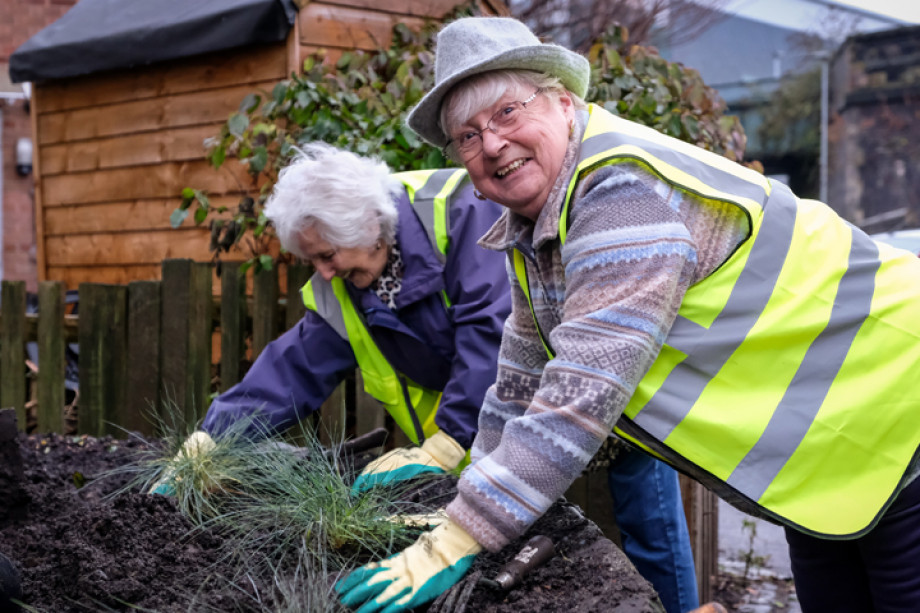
9, 0, 507, 289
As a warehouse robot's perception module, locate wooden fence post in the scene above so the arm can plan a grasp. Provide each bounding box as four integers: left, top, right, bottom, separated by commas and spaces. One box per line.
318, 383, 347, 447
1, 281, 27, 428
252, 266, 278, 359
681, 475, 719, 602
354, 370, 385, 440
161, 259, 192, 427
78, 283, 127, 437
160, 259, 212, 431
220, 265, 246, 392
188, 262, 212, 425
37, 281, 65, 433
126, 281, 161, 436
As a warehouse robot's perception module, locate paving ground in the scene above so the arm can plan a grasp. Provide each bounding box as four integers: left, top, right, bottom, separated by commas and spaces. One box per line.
717, 499, 802, 613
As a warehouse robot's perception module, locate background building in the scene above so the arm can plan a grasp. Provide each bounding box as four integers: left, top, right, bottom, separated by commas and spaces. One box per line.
1, 0, 77, 291
653, 0, 907, 197
828, 24, 920, 232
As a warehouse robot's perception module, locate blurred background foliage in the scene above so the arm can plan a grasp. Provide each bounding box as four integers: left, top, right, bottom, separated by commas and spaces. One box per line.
173, 2, 752, 269
756, 67, 821, 196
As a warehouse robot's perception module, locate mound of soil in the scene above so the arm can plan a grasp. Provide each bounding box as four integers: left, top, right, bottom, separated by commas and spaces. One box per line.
0, 412, 663, 613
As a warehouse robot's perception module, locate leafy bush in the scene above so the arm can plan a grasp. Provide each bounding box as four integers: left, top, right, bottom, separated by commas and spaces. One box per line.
173, 8, 750, 270
586, 26, 748, 163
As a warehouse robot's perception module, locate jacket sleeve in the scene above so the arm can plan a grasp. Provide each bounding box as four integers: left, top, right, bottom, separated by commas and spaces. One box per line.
434, 195, 513, 449
201, 309, 357, 440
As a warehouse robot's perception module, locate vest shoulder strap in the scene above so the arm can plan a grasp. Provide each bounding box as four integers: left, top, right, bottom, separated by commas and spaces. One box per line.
396, 168, 467, 264
303, 273, 348, 339
560, 105, 767, 244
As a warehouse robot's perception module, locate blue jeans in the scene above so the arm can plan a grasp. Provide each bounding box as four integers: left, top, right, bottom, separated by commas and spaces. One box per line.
608, 448, 699, 613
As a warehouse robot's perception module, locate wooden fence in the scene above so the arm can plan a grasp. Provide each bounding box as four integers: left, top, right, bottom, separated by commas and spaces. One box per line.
2, 259, 297, 439
0, 257, 717, 600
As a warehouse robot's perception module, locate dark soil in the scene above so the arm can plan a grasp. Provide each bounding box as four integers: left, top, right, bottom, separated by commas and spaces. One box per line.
0, 419, 665, 613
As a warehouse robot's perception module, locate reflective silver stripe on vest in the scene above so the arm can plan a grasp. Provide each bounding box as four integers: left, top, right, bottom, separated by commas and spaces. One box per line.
409, 168, 459, 264
727, 228, 880, 499
308, 274, 348, 339
632, 181, 882, 501
580, 132, 768, 208
634, 181, 797, 441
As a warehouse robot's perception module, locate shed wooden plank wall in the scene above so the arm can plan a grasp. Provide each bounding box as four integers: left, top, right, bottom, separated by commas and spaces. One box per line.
32, 0, 506, 289
33, 45, 285, 288
295, 0, 505, 58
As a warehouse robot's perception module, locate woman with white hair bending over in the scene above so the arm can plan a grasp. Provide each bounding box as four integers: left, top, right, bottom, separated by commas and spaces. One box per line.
167, 143, 511, 495
336, 16, 920, 613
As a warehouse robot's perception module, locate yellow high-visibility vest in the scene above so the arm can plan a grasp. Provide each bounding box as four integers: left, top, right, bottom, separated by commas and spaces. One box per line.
302, 168, 467, 445
514, 104, 920, 537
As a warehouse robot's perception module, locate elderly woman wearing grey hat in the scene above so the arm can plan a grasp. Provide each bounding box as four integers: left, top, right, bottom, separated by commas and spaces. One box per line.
337, 16, 920, 613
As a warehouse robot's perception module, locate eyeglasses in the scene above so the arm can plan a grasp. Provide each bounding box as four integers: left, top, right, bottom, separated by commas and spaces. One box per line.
444, 89, 543, 162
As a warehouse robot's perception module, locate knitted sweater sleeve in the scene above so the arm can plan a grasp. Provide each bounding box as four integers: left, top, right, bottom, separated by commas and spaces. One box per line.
467, 255, 550, 465
447, 163, 701, 552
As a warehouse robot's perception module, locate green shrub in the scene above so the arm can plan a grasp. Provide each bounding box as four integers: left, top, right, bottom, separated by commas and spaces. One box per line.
586, 26, 747, 163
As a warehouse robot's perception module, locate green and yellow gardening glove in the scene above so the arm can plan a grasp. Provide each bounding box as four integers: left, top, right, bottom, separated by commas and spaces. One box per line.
336, 517, 481, 612
148, 430, 215, 496
383, 508, 449, 528
350, 430, 465, 494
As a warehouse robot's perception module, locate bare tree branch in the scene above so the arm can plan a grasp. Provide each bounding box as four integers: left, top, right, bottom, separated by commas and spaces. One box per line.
511, 0, 734, 51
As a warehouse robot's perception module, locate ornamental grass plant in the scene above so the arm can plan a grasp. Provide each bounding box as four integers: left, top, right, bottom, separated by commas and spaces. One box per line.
187, 544, 348, 613
114, 410, 427, 573
205, 429, 422, 570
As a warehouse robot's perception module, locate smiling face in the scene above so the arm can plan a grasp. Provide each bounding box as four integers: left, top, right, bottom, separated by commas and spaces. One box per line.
448, 85, 574, 220
296, 226, 389, 289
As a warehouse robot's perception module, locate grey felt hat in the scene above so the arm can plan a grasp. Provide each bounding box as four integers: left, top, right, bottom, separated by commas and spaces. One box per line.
406, 17, 591, 148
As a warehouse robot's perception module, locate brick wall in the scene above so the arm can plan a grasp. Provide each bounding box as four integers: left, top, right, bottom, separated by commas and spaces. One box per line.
2, 0, 76, 291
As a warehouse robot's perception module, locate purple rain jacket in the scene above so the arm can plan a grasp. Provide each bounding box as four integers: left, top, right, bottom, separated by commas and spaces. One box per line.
201, 181, 511, 449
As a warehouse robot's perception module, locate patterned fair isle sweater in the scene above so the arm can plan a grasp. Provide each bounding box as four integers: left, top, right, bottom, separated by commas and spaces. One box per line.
444, 111, 751, 552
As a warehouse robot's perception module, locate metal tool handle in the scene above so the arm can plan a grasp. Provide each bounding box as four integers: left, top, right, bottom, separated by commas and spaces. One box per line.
492, 534, 555, 590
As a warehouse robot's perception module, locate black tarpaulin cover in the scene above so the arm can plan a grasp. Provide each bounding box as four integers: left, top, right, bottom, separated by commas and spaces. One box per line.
9, 0, 298, 83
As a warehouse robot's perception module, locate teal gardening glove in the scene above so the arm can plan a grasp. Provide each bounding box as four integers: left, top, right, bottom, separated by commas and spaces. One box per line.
148, 431, 216, 496
336, 517, 482, 612
351, 430, 465, 493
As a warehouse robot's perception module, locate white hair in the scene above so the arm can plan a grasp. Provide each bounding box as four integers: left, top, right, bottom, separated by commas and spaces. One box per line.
441, 69, 587, 140
264, 143, 402, 259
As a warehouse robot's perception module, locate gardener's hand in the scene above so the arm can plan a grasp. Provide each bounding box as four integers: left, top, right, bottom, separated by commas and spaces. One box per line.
351, 431, 464, 493
336, 518, 481, 612
148, 430, 215, 496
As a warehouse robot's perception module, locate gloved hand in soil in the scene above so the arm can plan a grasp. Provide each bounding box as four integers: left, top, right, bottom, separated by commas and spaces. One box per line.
336, 517, 481, 612
148, 430, 215, 496
350, 431, 465, 494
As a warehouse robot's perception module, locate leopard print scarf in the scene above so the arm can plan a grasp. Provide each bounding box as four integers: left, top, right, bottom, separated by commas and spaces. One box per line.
371, 244, 404, 310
